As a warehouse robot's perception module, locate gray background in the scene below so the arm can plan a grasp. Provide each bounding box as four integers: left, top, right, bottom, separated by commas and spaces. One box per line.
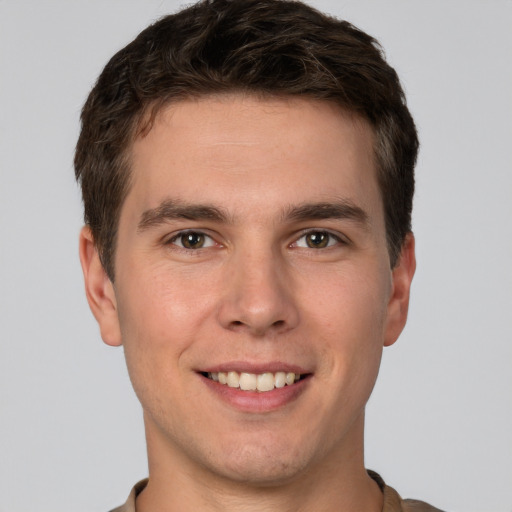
1, 1, 511, 511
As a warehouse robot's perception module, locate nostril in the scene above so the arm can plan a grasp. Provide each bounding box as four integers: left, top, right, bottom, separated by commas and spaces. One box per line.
272, 320, 285, 328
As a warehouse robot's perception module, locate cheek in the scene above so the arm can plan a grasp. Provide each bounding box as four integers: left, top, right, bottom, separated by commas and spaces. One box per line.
118, 260, 214, 339
312, 263, 390, 333
308, 266, 389, 381
114, 263, 216, 389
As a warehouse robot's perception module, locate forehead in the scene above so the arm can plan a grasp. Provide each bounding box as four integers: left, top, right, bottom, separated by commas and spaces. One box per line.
125, 94, 381, 226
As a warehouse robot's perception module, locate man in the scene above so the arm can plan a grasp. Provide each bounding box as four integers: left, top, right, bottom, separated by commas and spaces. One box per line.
75, 0, 442, 510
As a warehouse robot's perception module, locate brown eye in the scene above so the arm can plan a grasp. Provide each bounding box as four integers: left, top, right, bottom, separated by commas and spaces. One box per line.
180, 232, 205, 249
293, 230, 344, 250
305, 232, 330, 248
167, 231, 217, 251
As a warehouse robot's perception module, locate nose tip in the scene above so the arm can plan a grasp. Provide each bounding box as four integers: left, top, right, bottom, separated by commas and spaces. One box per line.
228, 314, 290, 337
217, 256, 299, 337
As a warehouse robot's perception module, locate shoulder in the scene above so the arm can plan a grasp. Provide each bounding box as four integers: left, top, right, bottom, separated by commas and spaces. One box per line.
108, 479, 148, 512
402, 498, 446, 512
369, 470, 445, 512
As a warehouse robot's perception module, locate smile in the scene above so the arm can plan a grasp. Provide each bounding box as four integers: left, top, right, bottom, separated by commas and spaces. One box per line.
206, 371, 303, 392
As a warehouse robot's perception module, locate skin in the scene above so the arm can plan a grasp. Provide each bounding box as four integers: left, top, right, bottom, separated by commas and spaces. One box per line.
80, 94, 415, 511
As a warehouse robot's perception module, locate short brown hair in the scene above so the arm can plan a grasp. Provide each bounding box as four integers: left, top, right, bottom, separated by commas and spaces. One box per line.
75, 0, 418, 280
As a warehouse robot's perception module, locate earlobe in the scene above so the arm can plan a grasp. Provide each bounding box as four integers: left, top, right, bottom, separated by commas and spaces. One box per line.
79, 226, 122, 347
383, 232, 416, 347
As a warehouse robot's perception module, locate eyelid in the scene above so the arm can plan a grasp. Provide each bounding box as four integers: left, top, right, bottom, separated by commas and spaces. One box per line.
291, 228, 348, 248
161, 228, 348, 250
164, 229, 219, 249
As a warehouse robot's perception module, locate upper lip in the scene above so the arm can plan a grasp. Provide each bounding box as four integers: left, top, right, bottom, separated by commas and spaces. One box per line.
199, 361, 311, 375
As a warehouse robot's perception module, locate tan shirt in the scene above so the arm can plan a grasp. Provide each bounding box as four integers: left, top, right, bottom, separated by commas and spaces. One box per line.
110, 472, 444, 512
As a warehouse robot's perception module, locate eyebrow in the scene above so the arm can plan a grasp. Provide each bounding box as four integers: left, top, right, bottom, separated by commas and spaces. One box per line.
138, 199, 230, 232
283, 200, 369, 227
138, 198, 369, 232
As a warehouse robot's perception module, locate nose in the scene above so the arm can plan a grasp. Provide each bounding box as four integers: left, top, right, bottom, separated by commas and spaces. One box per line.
217, 247, 300, 337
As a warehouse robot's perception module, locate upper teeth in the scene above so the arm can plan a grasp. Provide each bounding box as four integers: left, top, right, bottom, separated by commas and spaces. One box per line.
208, 371, 300, 392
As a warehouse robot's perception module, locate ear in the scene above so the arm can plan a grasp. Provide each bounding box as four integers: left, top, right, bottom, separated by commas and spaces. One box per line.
79, 226, 122, 346
383, 232, 416, 347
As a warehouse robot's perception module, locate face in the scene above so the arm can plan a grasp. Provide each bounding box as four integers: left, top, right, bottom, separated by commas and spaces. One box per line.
81, 95, 415, 486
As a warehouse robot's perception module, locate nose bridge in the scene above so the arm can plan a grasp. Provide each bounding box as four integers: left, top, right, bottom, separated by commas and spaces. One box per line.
218, 242, 299, 335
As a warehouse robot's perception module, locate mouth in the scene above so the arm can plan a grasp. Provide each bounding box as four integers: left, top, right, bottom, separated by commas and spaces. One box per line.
201, 371, 308, 392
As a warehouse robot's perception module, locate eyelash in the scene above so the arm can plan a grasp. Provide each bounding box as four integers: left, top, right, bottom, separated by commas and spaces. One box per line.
292, 230, 347, 249
165, 230, 217, 250
165, 229, 347, 251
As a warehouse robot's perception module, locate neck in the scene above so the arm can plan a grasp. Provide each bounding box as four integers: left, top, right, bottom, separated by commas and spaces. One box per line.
136, 413, 383, 512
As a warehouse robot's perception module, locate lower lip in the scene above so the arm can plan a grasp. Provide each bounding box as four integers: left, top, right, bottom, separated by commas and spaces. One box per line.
200, 374, 310, 413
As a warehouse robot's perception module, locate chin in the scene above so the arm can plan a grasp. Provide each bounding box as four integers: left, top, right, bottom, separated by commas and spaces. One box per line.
201, 434, 316, 487
214, 458, 309, 487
